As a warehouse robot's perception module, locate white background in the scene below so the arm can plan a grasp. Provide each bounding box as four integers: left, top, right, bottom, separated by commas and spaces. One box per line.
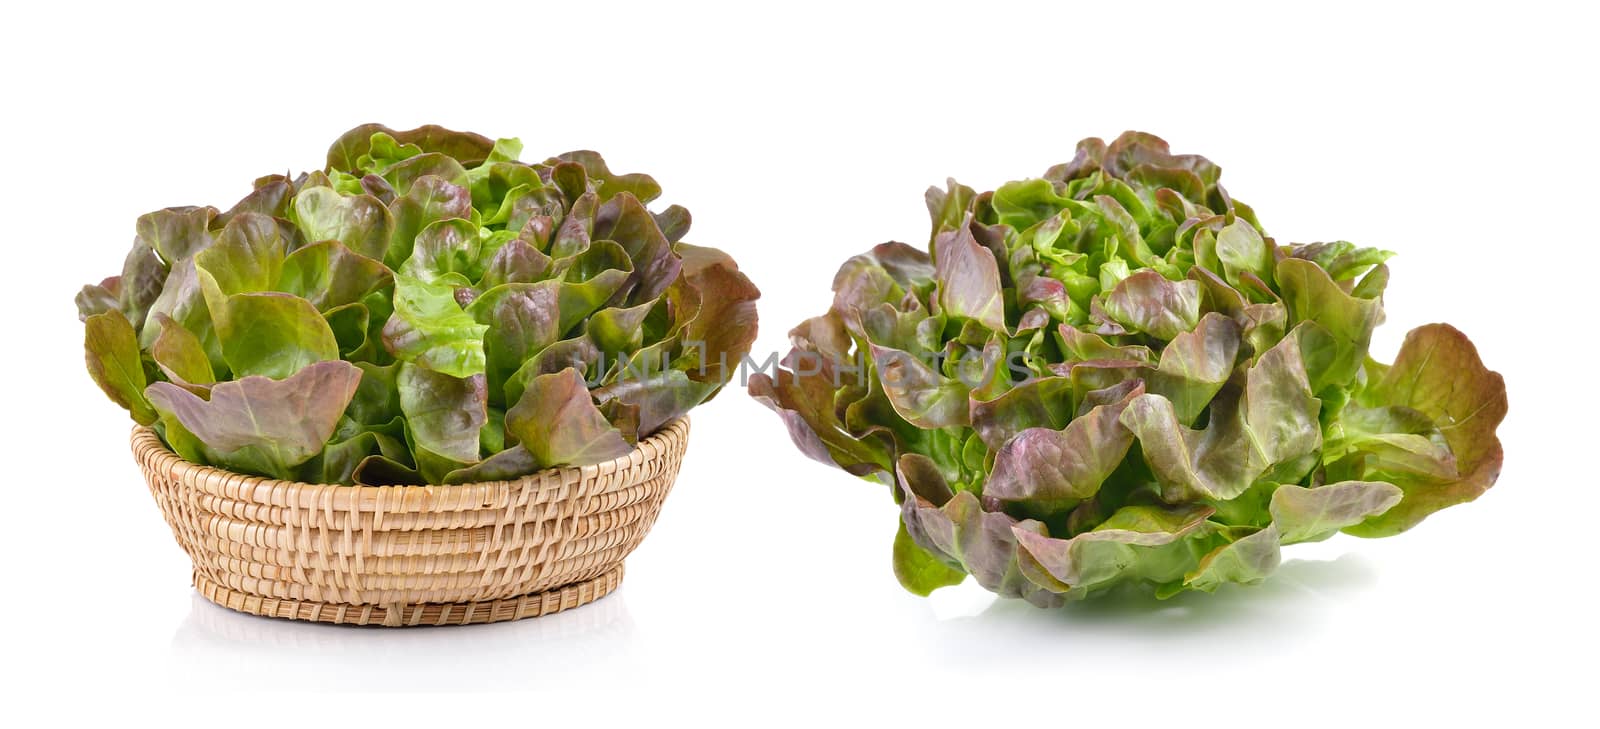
3, 0, 1594, 724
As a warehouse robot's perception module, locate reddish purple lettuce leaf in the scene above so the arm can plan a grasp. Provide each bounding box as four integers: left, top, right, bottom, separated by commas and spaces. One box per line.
144, 360, 362, 479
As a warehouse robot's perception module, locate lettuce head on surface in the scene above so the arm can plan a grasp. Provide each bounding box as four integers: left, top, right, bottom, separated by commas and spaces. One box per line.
79, 124, 759, 485
750, 131, 1505, 605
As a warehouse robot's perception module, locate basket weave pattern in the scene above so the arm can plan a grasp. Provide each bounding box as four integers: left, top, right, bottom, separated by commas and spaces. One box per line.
132, 417, 689, 626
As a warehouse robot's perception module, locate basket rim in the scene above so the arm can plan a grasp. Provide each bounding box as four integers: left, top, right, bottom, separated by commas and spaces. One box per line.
131, 416, 689, 513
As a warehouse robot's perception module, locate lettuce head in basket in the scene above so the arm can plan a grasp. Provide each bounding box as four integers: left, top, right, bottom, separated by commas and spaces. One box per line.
750, 132, 1505, 606
78, 124, 759, 485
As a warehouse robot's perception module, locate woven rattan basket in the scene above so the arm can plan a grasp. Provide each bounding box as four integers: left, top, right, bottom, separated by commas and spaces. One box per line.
131, 417, 689, 626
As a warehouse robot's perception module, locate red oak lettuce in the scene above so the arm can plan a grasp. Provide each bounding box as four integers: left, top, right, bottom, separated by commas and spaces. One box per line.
81, 124, 759, 485
751, 132, 1505, 604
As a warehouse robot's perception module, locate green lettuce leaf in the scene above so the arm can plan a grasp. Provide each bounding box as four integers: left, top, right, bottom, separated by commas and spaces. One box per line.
382, 274, 488, 378
84, 310, 156, 425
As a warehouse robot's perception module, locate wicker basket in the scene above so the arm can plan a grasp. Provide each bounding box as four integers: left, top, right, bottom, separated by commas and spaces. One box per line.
131, 417, 689, 626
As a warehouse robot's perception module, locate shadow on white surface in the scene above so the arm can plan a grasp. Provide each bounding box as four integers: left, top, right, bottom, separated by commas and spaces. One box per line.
1042, 554, 1377, 627
922, 555, 1378, 666
170, 586, 640, 691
